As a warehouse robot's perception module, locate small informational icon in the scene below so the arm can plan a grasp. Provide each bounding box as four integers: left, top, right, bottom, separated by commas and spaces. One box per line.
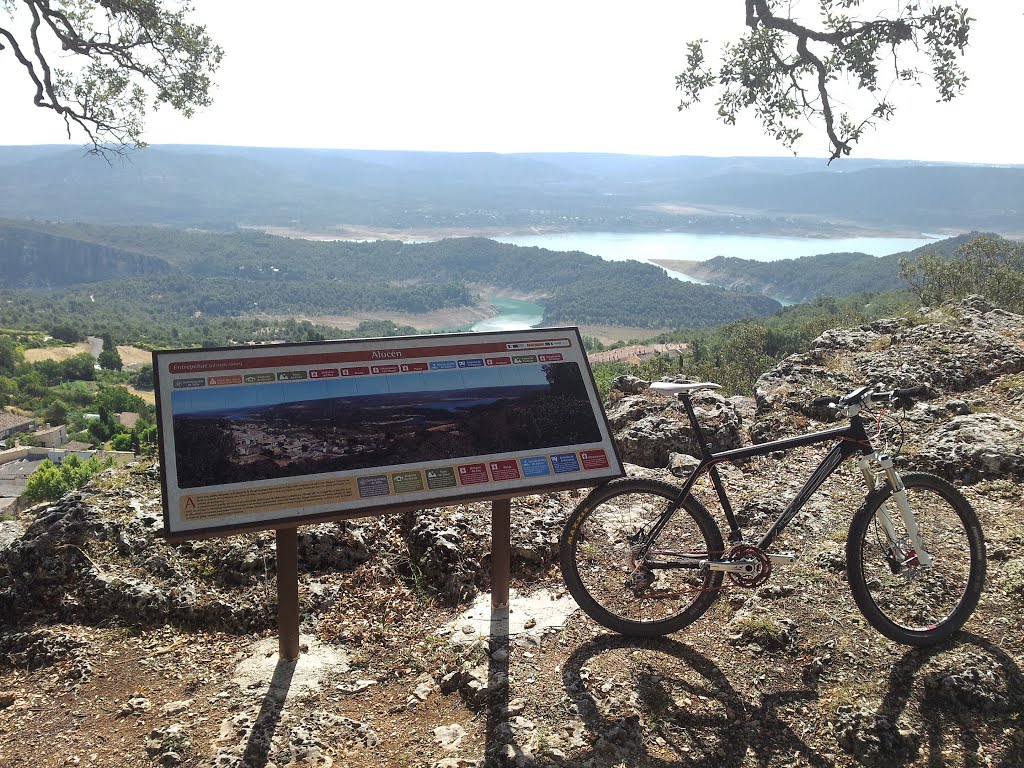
520, 456, 551, 477
505, 339, 571, 350
489, 459, 521, 481
550, 453, 582, 473
172, 377, 206, 389
309, 368, 339, 379
457, 462, 489, 485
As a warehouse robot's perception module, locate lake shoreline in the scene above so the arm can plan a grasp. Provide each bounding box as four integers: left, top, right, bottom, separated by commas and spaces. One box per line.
251, 221, 943, 243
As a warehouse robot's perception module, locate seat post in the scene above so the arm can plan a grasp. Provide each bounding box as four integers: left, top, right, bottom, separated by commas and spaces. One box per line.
680, 392, 715, 460
680, 391, 741, 542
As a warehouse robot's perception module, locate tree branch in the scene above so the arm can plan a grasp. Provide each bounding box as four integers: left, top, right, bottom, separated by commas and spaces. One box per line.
676, 1, 972, 161
0, 0, 222, 155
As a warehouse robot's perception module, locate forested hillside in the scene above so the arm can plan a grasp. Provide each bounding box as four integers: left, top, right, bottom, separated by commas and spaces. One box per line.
657, 233, 1003, 302
0, 225, 173, 287
0, 222, 780, 338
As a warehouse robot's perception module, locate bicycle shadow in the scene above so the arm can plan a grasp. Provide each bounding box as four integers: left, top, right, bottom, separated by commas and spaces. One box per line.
867, 632, 1024, 768
484, 604, 510, 767
561, 632, 1023, 768
561, 633, 832, 768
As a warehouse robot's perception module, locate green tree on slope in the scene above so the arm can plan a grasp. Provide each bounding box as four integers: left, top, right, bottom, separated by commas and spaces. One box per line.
900, 235, 1024, 312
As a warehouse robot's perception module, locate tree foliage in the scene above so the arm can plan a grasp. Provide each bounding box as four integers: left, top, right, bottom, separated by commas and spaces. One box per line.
0, 0, 223, 153
98, 346, 123, 371
0, 224, 784, 334
131, 362, 153, 389
677, 1, 972, 161
590, 290, 919, 398
94, 385, 145, 414
22, 454, 112, 502
0, 336, 21, 376
900, 235, 1024, 311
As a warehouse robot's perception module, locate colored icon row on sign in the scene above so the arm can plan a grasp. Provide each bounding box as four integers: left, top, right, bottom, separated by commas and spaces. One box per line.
354, 450, 610, 499
172, 353, 566, 389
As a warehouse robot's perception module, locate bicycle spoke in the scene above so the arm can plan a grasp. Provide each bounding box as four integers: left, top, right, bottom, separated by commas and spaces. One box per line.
847, 473, 985, 645
561, 479, 724, 636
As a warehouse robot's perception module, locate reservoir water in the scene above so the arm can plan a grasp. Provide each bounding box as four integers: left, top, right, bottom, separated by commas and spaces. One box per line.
493, 231, 935, 264
470, 231, 937, 332
470, 295, 545, 332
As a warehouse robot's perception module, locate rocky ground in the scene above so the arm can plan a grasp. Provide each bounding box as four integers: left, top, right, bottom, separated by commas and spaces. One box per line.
1, 296, 1023, 768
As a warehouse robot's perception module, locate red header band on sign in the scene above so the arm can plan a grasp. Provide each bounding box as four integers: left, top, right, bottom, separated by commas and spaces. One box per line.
167, 338, 574, 374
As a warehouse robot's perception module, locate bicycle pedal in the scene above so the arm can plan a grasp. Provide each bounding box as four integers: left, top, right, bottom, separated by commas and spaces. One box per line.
767, 552, 796, 565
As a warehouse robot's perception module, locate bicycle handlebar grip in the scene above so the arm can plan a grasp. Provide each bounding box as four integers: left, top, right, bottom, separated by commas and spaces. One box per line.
810, 395, 839, 407
894, 385, 926, 400
889, 384, 926, 410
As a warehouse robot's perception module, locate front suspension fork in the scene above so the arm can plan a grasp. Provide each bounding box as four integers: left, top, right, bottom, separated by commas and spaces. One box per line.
857, 454, 932, 568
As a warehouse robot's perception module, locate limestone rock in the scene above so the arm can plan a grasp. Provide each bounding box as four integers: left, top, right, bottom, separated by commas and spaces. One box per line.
916, 413, 1024, 483
609, 374, 650, 395
755, 297, 1024, 423
606, 390, 744, 468
406, 511, 483, 603
835, 706, 921, 766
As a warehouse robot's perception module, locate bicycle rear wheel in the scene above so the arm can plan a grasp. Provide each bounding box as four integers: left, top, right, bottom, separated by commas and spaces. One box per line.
559, 477, 725, 637
846, 472, 986, 646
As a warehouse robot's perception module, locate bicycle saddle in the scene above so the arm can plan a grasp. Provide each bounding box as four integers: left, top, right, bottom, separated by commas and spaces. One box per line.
650, 381, 722, 396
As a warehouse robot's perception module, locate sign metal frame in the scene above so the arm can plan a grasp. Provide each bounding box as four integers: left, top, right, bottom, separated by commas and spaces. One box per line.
153, 327, 624, 541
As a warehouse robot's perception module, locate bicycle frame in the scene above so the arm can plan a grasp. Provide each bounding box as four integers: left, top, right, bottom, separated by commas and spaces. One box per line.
643, 393, 876, 558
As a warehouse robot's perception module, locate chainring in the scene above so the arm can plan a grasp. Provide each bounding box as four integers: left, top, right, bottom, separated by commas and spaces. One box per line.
727, 544, 773, 588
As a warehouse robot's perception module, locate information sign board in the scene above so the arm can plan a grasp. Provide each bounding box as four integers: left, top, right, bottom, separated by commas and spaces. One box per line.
153, 328, 623, 539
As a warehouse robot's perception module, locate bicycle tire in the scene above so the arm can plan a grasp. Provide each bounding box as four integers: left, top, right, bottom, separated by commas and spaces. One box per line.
846, 472, 986, 646
559, 477, 725, 637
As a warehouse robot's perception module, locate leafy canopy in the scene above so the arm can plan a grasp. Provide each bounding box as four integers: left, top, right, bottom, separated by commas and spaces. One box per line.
677, 1, 972, 161
900, 235, 1024, 311
0, 0, 223, 154
23, 453, 113, 502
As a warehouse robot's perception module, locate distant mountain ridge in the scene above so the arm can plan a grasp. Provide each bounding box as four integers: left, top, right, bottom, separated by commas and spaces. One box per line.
0, 145, 1020, 234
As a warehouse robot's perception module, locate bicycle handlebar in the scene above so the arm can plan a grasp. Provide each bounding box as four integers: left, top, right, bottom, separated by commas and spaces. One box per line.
811, 384, 926, 411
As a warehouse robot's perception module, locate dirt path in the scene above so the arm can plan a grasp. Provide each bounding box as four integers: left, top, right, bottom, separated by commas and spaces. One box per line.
22, 342, 93, 363
23, 343, 150, 368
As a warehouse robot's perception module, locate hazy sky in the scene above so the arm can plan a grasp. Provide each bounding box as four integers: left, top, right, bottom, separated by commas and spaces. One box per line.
1, 1, 1019, 163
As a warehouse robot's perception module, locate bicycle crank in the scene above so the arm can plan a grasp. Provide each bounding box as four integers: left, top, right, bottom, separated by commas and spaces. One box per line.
701, 546, 795, 588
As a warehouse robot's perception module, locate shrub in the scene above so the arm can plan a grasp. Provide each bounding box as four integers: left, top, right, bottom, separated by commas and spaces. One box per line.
22, 454, 113, 502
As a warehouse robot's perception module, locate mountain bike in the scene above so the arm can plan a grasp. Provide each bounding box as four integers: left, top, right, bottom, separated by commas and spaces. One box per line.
560, 381, 986, 646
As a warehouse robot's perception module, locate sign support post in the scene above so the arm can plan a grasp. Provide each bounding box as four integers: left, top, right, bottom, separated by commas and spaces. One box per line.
276, 527, 300, 661
491, 498, 511, 609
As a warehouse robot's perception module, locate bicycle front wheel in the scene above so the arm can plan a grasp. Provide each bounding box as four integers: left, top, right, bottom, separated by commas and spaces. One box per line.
846, 472, 986, 646
559, 477, 725, 637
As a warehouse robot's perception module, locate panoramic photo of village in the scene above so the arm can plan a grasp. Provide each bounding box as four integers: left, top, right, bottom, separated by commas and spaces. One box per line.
170, 361, 603, 488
